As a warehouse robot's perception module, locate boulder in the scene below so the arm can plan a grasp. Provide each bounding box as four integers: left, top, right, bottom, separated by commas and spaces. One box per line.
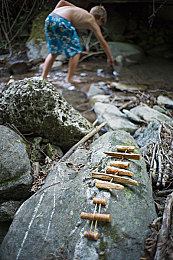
0, 130, 156, 260
0, 222, 12, 246
157, 95, 173, 109
26, 39, 48, 61
0, 125, 32, 244
108, 42, 143, 64
7, 61, 29, 74
94, 102, 138, 134
0, 125, 32, 200
0, 78, 93, 151
87, 82, 109, 98
26, 11, 49, 61
130, 104, 173, 126
123, 109, 146, 124
153, 105, 168, 115
0, 201, 23, 222
110, 82, 147, 91
89, 94, 110, 107
134, 120, 160, 148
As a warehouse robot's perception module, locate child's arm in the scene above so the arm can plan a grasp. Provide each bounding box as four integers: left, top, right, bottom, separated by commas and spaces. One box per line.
55, 0, 76, 8
92, 24, 114, 66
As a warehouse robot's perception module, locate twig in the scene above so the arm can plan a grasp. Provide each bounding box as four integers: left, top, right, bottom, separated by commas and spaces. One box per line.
9, 0, 27, 34
152, 159, 157, 180
33, 122, 107, 195
85, 31, 93, 52
6, 123, 48, 158
0, 19, 12, 54
82, 107, 94, 115
1, 0, 45, 53
156, 151, 162, 187
10, 0, 37, 42
160, 106, 173, 120
60, 121, 107, 162
3, 0, 12, 38
150, 143, 158, 182
148, 0, 168, 27
156, 189, 173, 197
154, 192, 173, 260
79, 51, 104, 62
161, 146, 173, 166
118, 100, 135, 111
164, 122, 173, 131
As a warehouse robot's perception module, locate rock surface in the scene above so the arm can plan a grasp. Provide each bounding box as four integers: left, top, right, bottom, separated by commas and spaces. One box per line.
26, 10, 49, 61
0, 201, 23, 222
157, 95, 173, 109
0, 125, 32, 200
94, 102, 138, 134
130, 104, 173, 126
134, 120, 160, 148
0, 125, 32, 244
108, 42, 143, 63
0, 78, 93, 151
0, 130, 156, 260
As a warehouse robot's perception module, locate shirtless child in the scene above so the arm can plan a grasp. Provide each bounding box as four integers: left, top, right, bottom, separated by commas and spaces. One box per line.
41, 0, 114, 83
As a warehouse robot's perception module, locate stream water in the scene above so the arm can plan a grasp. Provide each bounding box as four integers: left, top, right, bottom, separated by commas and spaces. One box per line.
1, 55, 173, 103
1, 56, 173, 90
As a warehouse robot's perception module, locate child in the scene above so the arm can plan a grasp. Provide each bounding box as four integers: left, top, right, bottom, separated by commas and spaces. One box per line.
41, 0, 114, 83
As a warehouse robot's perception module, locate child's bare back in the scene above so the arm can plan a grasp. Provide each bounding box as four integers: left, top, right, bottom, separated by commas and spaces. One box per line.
53, 6, 95, 30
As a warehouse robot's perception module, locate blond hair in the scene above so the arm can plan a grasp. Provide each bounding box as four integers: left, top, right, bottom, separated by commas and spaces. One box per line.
90, 6, 107, 24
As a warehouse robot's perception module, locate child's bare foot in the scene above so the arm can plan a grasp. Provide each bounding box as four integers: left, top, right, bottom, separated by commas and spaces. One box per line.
65, 76, 83, 83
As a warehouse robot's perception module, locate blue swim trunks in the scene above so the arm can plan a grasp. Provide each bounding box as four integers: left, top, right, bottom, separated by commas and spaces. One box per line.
45, 12, 82, 58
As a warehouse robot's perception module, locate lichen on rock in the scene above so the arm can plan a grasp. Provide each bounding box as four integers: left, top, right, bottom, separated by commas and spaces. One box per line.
0, 77, 93, 151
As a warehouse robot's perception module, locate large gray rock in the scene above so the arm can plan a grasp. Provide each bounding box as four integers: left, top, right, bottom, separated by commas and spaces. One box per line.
130, 104, 173, 126
0, 125, 32, 200
0, 201, 23, 222
134, 120, 160, 148
123, 109, 146, 124
157, 95, 173, 109
26, 10, 49, 61
0, 130, 156, 260
87, 82, 109, 98
108, 42, 143, 63
0, 78, 93, 151
0, 223, 11, 246
26, 39, 48, 61
89, 94, 110, 107
94, 102, 138, 134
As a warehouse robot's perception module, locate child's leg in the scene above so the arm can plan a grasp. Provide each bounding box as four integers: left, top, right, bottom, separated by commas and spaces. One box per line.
41, 54, 57, 80
66, 53, 81, 83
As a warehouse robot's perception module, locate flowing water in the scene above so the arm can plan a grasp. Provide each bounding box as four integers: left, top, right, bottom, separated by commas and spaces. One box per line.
1, 55, 173, 98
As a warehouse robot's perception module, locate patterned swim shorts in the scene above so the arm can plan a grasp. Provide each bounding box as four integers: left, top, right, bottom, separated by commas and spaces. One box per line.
45, 12, 82, 58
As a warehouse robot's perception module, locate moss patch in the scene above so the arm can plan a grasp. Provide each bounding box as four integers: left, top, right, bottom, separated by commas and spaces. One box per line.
0, 175, 21, 187
125, 187, 132, 199
27, 10, 50, 43
110, 224, 124, 245
99, 239, 108, 260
